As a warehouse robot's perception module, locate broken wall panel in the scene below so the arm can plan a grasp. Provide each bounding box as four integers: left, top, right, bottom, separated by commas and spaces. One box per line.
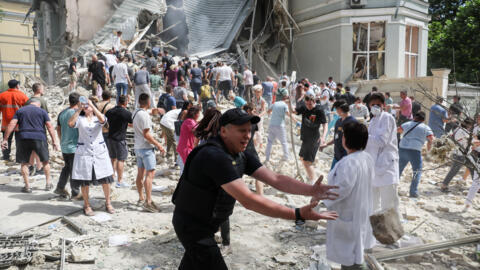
183, 0, 253, 56
75, 0, 167, 57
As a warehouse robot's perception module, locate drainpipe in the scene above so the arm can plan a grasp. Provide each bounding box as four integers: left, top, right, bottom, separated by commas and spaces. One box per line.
40, 1, 55, 85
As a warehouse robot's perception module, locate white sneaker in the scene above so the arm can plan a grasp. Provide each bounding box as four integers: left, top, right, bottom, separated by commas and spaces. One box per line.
115, 182, 130, 188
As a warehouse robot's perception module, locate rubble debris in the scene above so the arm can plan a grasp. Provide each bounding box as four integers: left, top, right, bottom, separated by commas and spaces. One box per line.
370, 208, 405, 245
62, 217, 88, 235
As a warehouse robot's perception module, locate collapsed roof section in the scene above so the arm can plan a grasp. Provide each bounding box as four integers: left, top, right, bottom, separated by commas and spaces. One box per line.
183, 0, 253, 57
75, 0, 167, 56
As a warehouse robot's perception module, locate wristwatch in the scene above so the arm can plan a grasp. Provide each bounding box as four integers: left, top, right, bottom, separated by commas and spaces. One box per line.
295, 208, 305, 225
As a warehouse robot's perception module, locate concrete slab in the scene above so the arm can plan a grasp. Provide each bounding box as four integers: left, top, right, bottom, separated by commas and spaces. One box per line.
0, 179, 82, 235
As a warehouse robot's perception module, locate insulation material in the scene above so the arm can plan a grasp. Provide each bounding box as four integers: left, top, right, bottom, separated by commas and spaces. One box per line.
183, 0, 253, 56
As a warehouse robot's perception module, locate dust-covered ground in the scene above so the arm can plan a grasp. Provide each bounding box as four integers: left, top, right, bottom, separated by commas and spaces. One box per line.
2, 87, 480, 270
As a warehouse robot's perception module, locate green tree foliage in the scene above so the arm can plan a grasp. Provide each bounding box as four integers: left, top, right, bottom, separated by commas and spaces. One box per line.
428, 0, 480, 83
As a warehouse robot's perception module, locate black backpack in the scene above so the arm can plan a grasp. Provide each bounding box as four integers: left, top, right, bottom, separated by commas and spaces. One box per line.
157, 93, 169, 110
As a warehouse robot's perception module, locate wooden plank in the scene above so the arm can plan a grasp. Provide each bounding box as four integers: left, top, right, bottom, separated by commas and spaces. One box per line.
62, 216, 88, 235
365, 254, 384, 270
373, 234, 480, 261
127, 20, 155, 51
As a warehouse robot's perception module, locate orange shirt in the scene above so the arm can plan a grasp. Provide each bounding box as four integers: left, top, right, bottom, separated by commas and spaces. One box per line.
0, 88, 29, 131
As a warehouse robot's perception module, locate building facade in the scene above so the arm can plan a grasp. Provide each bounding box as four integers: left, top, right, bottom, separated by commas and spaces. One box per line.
0, 0, 37, 87
290, 0, 430, 83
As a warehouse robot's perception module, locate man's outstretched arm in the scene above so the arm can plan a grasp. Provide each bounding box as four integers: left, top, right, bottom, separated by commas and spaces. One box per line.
222, 179, 338, 221
251, 166, 339, 199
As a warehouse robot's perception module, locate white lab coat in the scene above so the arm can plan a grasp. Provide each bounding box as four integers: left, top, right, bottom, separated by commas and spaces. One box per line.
365, 111, 399, 187
72, 116, 113, 180
324, 151, 375, 266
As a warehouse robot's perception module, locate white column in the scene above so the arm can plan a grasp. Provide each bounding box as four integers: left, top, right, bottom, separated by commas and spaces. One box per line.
417, 27, 428, 77
385, 22, 405, 78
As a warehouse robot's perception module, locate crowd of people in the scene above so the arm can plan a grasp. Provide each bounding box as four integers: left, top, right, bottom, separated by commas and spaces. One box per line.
2, 36, 480, 269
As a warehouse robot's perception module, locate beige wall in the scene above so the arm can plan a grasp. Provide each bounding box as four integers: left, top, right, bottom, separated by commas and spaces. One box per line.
65, 0, 113, 50
0, 0, 39, 87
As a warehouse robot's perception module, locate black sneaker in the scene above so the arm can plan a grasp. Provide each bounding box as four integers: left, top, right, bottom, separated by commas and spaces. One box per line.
409, 193, 419, 198
34, 168, 44, 176
21, 186, 32, 193
54, 188, 70, 198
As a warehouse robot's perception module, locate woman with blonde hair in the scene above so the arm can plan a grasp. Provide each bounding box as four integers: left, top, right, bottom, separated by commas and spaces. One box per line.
165, 64, 178, 88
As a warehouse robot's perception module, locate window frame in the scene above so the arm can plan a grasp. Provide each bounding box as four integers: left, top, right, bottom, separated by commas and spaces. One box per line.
352, 21, 386, 81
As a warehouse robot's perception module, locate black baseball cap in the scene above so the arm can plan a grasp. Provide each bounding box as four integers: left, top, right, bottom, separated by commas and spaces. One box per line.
219, 108, 260, 126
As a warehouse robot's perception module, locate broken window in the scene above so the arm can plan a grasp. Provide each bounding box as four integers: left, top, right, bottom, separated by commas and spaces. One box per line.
405, 25, 419, 78
352, 22, 385, 80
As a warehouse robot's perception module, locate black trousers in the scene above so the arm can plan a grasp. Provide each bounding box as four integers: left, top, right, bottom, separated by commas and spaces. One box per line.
56, 153, 80, 197
173, 211, 228, 270
220, 219, 230, 246
2, 131, 15, 160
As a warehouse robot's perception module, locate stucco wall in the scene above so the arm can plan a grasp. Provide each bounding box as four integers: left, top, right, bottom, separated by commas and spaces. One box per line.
65, 0, 114, 50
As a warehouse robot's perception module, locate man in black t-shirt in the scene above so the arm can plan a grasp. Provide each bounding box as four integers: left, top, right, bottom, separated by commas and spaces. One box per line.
172, 108, 338, 270
87, 55, 108, 96
105, 95, 132, 188
288, 91, 327, 184
320, 100, 357, 170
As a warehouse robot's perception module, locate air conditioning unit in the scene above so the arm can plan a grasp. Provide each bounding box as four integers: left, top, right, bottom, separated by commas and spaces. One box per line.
351, 0, 367, 8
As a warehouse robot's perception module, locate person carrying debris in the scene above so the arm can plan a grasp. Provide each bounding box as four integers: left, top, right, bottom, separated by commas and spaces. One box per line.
252, 84, 266, 150
133, 93, 166, 213
2, 98, 59, 193
322, 121, 375, 270
398, 111, 434, 198
364, 92, 400, 213
54, 92, 81, 199
172, 108, 339, 269
428, 96, 449, 138
87, 55, 109, 97
287, 90, 328, 184
440, 118, 475, 193
0, 79, 29, 161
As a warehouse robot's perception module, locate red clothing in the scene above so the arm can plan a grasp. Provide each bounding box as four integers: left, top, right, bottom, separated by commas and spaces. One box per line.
0, 89, 29, 131
177, 118, 197, 163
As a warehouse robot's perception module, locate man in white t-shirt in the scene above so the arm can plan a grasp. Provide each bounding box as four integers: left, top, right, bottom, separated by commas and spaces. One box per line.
104, 50, 118, 85
112, 56, 132, 104
327, 76, 336, 90
159, 108, 181, 164
133, 93, 165, 213
216, 62, 234, 100
243, 66, 254, 102
112, 31, 124, 53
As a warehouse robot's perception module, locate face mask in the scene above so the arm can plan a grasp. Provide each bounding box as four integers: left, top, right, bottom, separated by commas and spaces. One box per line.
371, 105, 382, 116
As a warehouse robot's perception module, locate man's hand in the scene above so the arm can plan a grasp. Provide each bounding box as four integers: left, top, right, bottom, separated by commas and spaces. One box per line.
155, 143, 166, 154
1, 140, 8, 150
299, 201, 338, 221
319, 143, 328, 152
53, 142, 60, 152
311, 175, 339, 201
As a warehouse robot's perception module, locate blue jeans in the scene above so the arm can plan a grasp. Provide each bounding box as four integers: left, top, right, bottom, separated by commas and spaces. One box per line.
116, 83, 128, 103
263, 94, 272, 109
398, 148, 422, 196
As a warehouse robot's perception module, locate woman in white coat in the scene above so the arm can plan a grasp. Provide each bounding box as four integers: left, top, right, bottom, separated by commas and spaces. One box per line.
68, 98, 115, 216
323, 121, 375, 269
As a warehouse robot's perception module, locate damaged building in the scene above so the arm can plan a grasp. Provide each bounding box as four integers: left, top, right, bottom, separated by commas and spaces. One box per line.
27, 0, 430, 85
